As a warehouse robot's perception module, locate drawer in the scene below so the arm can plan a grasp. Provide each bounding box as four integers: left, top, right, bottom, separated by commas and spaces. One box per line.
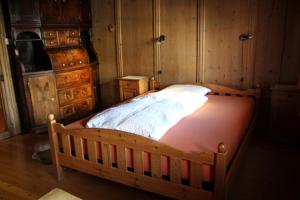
58, 84, 92, 106
43, 30, 57, 39
60, 98, 93, 119
56, 68, 91, 89
120, 80, 138, 90
122, 88, 137, 100
45, 38, 59, 48
67, 37, 80, 46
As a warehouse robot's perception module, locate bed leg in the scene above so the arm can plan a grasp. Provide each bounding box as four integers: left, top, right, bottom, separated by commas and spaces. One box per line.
48, 114, 63, 181
214, 143, 227, 200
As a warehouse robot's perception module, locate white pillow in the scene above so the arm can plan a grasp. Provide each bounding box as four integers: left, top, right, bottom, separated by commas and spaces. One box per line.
159, 84, 211, 96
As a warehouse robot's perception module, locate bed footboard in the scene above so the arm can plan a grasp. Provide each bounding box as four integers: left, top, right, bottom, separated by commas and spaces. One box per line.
47, 114, 227, 200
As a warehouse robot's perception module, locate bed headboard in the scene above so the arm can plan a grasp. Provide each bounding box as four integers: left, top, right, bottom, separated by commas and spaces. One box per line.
150, 79, 261, 99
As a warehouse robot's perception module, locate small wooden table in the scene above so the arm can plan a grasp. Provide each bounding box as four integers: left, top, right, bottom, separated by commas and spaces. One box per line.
119, 76, 149, 101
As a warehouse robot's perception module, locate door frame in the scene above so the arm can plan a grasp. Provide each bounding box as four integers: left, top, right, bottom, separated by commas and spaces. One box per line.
0, 2, 21, 136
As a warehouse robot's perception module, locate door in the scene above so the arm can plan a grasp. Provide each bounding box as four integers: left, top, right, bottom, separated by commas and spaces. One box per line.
40, 0, 61, 24
27, 74, 59, 126
8, 0, 40, 25
0, 80, 7, 134
160, 0, 198, 84
203, 0, 256, 88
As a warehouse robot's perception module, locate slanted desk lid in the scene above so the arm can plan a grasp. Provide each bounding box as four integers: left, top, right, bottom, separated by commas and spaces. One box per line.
47, 48, 89, 71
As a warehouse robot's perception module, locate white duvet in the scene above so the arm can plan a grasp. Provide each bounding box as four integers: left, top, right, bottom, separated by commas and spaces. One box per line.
86, 84, 210, 140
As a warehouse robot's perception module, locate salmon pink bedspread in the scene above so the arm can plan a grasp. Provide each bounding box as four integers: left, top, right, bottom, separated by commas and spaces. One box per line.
65, 95, 255, 183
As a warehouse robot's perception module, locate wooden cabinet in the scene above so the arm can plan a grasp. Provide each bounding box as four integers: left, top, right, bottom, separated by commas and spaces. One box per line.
5, 0, 98, 132
60, 0, 80, 24
8, 0, 40, 25
40, 0, 80, 25
270, 85, 300, 144
40, 0, 61, 25
43, 29, 80, 49
79, 0, 91, 26
26, 74, 59, 126
119, 76, 149, 101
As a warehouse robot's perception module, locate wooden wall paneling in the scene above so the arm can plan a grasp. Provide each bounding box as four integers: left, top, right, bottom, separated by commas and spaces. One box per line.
160, 0, 197, 84
121, 0, 154, 78
253, 0, 287, 87
91, 0, 119, 107
279, 0, 300, 84
203, 0, 253, 88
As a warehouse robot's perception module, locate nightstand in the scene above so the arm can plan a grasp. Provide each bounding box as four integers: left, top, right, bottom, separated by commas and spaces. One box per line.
119, 76, 149, 101
269, 84, 300, 144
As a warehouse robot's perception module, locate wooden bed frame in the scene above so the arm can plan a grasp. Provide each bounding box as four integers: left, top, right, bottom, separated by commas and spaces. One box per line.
47, 83, 261, 200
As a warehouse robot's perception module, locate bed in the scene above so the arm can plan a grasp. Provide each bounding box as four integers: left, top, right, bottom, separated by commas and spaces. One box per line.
47, 83, 261, 200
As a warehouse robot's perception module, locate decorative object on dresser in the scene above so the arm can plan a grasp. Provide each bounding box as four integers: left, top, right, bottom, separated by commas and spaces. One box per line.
4, 0, 99, 132
269, 84, 300, 144
119, 76, 149, 101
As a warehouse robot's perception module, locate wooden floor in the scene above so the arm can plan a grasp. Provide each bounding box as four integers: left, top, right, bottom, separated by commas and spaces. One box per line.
1, 132, 299, 200
0, 133, 168, 200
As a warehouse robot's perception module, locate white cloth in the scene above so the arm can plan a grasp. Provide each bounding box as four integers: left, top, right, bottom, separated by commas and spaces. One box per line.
86, 84, 210, 140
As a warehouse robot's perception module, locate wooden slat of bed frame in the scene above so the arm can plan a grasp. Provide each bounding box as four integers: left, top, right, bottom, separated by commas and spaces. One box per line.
151, 154, 161, 179
52, 124, 215, 165
61, 134, 71, 156
191, 162, 202, 188
116, 146, 126, 170
170, 158, 181, 184
133, 150, 143, 175
87, 140, 97, 163
57, 153, 212, 200
74, 136, 84, 160
101, 143, 110, 168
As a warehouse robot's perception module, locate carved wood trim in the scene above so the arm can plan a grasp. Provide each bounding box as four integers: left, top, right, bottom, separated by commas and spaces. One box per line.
153, 0, 160, 82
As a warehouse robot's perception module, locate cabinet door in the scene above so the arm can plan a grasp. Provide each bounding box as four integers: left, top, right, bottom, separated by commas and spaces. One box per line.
40, 0, 61, 25
79, 0, 91, 26
0, 86, 7, 134
61, 0, 80, 24
27, 74, 59, 126
8, 0, 40, 25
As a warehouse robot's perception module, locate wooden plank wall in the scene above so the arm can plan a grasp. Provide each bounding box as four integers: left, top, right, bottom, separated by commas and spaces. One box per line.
91, 0, 300, 106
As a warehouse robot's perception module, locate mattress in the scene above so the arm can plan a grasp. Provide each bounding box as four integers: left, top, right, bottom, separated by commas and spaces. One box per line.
65, 94, 255, 183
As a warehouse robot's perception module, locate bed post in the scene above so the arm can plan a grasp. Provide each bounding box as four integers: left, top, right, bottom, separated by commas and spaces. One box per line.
214, 143, 227, 200
47, 114, 63, 181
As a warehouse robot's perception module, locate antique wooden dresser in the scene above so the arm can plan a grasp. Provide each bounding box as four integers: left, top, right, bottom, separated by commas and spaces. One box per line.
3, 0, 99, 132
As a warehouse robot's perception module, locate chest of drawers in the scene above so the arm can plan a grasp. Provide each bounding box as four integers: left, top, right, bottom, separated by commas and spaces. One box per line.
119, 76, 149, 101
